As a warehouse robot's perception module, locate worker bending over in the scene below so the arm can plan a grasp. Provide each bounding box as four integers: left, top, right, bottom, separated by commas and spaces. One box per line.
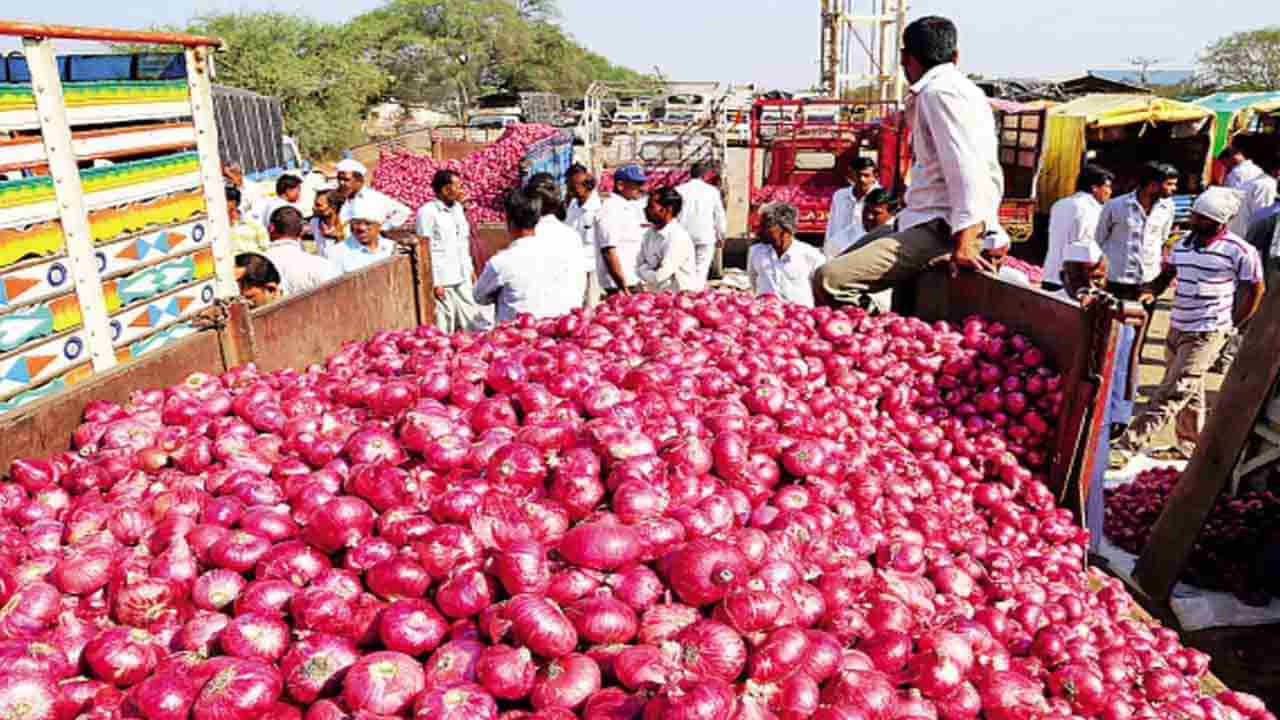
637, 188, 699, 292
814, 16, 1003, 309
1113, 188, 1266, 467
749, 203, 827, 307
676, 161, 728, 290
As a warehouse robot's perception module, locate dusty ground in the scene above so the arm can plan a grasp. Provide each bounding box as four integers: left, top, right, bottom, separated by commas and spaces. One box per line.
1132, 294, 1228, 450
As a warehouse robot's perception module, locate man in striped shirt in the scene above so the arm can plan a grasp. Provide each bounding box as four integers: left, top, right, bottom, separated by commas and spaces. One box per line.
1113, 187, 1266, 465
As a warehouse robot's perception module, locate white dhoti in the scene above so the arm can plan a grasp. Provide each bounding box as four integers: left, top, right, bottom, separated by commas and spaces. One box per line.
435, 282, 492, 333
692, 243, 716, 291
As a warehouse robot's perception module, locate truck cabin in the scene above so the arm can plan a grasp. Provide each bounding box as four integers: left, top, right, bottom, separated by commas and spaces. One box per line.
759, 139, 866, 235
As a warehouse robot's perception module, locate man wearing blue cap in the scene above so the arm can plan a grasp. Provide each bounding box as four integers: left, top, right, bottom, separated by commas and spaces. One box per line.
595, 165, 650, 295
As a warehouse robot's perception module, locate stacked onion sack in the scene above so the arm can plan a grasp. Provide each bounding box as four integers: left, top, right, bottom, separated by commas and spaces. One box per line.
0, 290, 1270, 720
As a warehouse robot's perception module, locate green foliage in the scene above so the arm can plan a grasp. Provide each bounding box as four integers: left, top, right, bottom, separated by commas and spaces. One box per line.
118, 1, 643, 158
1200, 27, 1280, 90
176, 12, 390, 159
351, 0, 648, 107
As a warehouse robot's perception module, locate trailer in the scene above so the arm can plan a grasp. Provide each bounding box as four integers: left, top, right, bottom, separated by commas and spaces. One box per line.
747, 97, 906, 238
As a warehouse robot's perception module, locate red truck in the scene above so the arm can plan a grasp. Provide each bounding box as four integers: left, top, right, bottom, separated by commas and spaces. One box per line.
747, 98, 907, 238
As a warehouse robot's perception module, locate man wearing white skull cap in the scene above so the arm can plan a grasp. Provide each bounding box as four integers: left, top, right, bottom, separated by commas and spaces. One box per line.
979, 227, 1031, 287
1112, 186, 1266, 465
328, 195, 399, 275
335, 158, 412, 233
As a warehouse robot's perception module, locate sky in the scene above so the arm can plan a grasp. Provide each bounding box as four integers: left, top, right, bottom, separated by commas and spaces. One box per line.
5, 0, 1278, 90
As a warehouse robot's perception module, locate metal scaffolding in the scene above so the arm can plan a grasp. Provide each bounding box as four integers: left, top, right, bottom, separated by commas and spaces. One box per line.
819, 0, 908, 105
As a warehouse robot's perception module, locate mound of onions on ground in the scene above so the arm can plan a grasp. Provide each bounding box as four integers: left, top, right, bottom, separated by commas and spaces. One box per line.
370, 123, 561, 226
0, 289, 1270, 720
1106, 466, 1280, 599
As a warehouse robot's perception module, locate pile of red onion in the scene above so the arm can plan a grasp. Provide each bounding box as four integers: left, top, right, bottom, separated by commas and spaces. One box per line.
0, 290, 1270, 720
751, 182, 844, 210
597, 169, 691, 195
371, 124, 560, 226
1106, 467, 1280, 596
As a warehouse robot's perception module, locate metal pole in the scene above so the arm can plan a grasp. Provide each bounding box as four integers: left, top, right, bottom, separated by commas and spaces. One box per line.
24, 38, 117, 374
184, 46, 238, 300
893, 0, 908, 104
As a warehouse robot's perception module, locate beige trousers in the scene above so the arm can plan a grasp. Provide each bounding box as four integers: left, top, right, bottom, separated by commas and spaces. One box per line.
813, 219, 952, 307
1119, 327, 1229, 455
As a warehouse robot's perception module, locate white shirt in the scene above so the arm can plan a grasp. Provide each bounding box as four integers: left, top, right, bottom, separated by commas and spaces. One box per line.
1226, 160, 1264, 191
1044, 192, 1103, 286
637, 222, 698, 292
898, 63, 1004, 234
340, 187, 412, 231
1168, 232, 1263, 332
254, 197, 305, 228
309, 217, 343, 259
824, 185, 878, 253
474, 233, 587, 322
536, 215, 589, 301
264, 239, 340, 296
566, 192, 604, 266
996, 264, 1032, 287
329, 236, 397, 275
675, 179, 727, 247
748, 241, 827, 307
1231, 174, 1277, 238
595, 195, 649, 290
1096, 192, 1176, 284
417, 200, 474, 288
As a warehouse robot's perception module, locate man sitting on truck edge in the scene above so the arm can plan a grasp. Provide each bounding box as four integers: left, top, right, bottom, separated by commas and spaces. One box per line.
1112, 187, 1266, 467
749, 203, 828, 308
676, 161, 728, 291
336, 159, 412, 235
1042, 164, 1114, 294
813, 15, 1004, 310
418, 170, 491, 333
823, 157, 880, 259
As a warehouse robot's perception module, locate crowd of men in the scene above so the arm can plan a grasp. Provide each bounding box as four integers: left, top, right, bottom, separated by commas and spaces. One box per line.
228, 15, 1276, 531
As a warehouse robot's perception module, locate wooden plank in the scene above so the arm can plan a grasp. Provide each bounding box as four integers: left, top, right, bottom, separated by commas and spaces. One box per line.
0, 22, 222, 47
1134, 268, 1280, 603
0, 329, 224, 473
248, 255, 418, 373
407, 236, 437, 327
0, 122, 197, 172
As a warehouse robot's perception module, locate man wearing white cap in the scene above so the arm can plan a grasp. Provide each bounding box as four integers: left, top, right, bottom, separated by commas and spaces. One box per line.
328, 195, 399, 275
980, 227, 1031, 287
1113, 187, 1266, 465
336, 159, 412, 232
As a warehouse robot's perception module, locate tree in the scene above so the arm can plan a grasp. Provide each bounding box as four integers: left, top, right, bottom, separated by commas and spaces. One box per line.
1200, 28, 1280, 90
350, 0, 648, 107
183, 12, 389, 158
350, 0, 532, 109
